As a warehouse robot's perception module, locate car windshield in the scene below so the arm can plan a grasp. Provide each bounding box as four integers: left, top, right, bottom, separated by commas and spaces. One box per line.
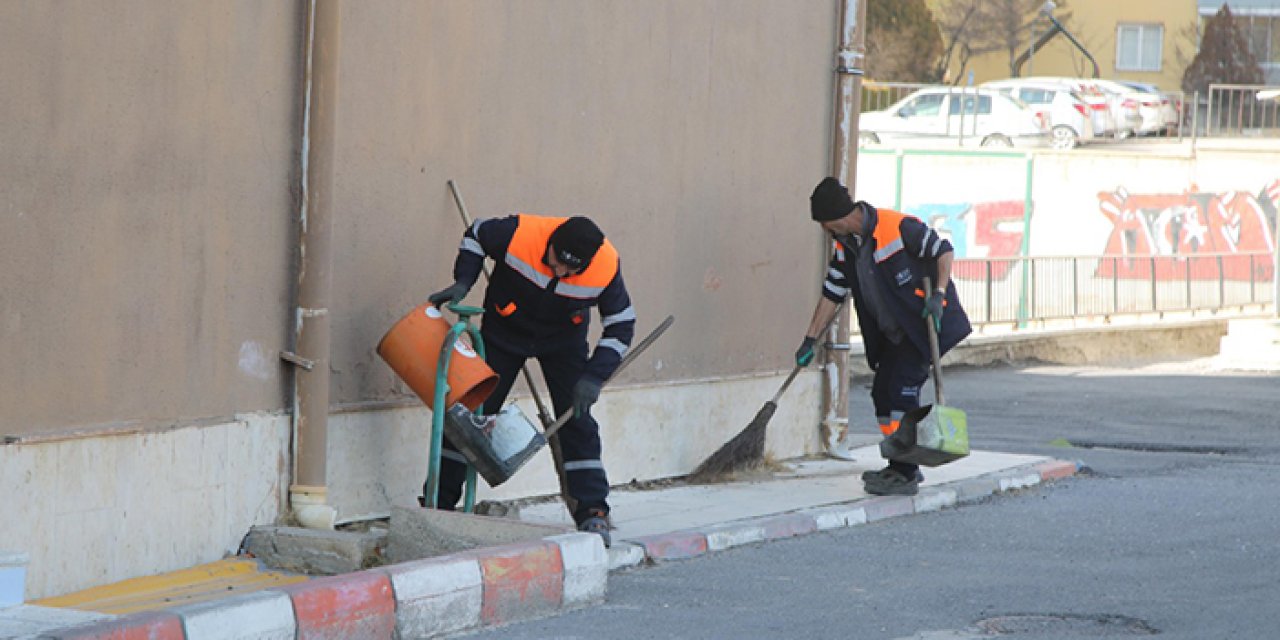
900, 93, 945, 116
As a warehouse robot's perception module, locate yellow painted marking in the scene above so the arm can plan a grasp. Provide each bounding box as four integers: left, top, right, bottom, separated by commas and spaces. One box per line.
33, 557, 310, 615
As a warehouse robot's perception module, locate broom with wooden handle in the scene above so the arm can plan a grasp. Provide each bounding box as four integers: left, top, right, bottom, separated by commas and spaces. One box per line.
687, 304, 843, 483
686, 365, 803, 482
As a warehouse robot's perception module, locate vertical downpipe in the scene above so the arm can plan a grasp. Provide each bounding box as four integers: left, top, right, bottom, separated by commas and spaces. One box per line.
822, 0, 866, 456
291, 0, 341, 530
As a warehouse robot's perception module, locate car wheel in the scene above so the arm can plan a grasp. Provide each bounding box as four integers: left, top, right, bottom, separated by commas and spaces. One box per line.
980, 134, 1012, 148
1050, 125, 1078, 150
859, 131, 881, 145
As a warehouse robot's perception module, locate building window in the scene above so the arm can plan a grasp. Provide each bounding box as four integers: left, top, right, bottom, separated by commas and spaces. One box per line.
1116, 23, 1163, 72
1243, 15, 1280, 65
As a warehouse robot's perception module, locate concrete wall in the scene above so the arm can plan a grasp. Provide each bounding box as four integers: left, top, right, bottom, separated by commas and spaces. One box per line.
0, 2, 302, 437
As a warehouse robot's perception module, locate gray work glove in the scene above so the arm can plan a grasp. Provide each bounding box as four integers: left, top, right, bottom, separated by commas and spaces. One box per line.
572, 377, 603, 418
795, 336, 817, 367
922, 289, 945, 333
428, 282, 469, 308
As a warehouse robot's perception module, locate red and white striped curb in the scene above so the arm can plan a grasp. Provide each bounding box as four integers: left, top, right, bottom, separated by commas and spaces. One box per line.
36, 460, 1076, 639
614, 459, 1080, 566
38, 531, 607, 640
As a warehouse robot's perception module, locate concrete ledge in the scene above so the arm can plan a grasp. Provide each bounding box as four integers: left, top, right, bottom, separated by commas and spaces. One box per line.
244, 525, 386, 576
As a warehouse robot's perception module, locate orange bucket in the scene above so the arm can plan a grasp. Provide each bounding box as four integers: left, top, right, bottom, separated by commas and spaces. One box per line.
377, 303, 499, 412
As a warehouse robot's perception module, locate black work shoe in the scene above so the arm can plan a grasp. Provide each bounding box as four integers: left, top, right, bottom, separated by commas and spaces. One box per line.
577, 509, 612, 548
863, 468, 920, 496
861, 467, 925, 483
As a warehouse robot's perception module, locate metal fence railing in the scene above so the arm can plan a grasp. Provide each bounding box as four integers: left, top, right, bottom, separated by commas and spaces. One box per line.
844, 252, 1274, 336
860, 81, 928, 113
948, 253, 1276, 329
1204, 84, 1280, 136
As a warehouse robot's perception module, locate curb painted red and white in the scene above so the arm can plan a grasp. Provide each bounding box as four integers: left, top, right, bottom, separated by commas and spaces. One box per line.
38, 460, 1076, 639
612, 459, 1080, 568
39, 532, 607, 640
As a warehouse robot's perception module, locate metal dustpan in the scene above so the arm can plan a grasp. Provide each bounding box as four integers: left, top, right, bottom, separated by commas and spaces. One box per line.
879, 279, 970, 467
444, 403, 546, 487
443, 315, 675, 488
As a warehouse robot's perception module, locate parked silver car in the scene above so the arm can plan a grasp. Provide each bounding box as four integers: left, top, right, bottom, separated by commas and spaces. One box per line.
858, 86, 1049, 149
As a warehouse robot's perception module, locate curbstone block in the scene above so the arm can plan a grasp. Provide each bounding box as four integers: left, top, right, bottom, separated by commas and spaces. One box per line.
953, 476, 1001, 503
473, 541, 564, 626
703, 523, 766, 552
546, 533, 607, 608
631, 531, 708, 562
861, 496, 916, 522
999, 471, 1043, 492
1036, 460, 1079, 481
174, 590, 296, 640
758, 513, 818, 540
802, 504, 868, 530
606, 543, 646, 572
387, 554, 483, 639
281, 570, 395, 640
43, 611, 185, 640
913, 488, 958, 513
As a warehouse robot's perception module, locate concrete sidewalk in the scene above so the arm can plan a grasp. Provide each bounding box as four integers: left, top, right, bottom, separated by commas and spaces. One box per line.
1, 446, 1079, 639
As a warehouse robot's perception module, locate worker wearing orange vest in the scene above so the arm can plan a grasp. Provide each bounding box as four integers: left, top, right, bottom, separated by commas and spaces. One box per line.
795, 177, 971, 496
429, 214, 635, 546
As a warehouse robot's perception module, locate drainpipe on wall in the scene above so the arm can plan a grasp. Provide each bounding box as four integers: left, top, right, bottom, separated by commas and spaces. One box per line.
821, 0, 866, 457
288, 0, 341, 530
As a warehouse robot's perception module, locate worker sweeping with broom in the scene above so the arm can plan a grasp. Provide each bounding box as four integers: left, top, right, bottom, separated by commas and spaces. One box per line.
427, 213, 635, 546
795, 177, 971, 496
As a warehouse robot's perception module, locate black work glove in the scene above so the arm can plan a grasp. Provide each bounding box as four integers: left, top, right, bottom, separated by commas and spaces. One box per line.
795, 336, 817, 367
428, 282, 469, 308
572, 377, 603, 418
922, 289, 945, 333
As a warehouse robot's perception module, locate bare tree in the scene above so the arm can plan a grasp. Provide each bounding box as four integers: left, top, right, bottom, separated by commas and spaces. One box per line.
934, 0, 1074, 83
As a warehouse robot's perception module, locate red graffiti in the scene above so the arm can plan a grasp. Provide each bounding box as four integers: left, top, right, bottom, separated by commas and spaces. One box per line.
1096, 183, 1277, 281
951, 200, 1026, 280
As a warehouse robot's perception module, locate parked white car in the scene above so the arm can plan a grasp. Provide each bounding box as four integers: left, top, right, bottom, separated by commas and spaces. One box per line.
858, 86, 1049, 149
982, 79, 1096, 149
1092, 79, 1163, 137
1021, 77, 1128, 139
1115, 80, 1182, 135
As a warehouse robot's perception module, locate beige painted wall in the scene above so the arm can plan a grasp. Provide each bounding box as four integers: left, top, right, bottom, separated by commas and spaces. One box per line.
0, 2, 303, 437
1, 1, 839, 439
942, 0, 1198, 90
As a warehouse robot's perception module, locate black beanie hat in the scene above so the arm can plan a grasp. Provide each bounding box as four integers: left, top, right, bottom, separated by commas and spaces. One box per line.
549, 216, 605, 270
810, 177, 855, 222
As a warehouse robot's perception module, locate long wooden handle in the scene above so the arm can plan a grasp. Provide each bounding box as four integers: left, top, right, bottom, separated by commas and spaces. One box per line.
544, 314, 675, 438
447, 179, 555, 426
923, 277, 945, 406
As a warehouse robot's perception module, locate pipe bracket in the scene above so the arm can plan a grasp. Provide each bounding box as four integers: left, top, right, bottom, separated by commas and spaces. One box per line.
279, 350, 316, 371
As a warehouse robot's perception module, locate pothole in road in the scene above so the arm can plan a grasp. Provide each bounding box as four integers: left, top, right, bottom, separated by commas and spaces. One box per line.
977, 613, 1159, 636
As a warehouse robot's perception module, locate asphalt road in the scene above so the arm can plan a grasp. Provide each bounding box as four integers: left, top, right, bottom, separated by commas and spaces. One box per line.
461, 357, 1279, 640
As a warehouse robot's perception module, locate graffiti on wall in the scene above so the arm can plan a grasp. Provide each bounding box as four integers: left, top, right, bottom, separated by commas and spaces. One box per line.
1096, 181, 1279, 280
909, 200, 1026, 279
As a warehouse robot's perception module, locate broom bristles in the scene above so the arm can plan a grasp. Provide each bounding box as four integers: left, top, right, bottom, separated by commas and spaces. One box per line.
687, 400, 777, 482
